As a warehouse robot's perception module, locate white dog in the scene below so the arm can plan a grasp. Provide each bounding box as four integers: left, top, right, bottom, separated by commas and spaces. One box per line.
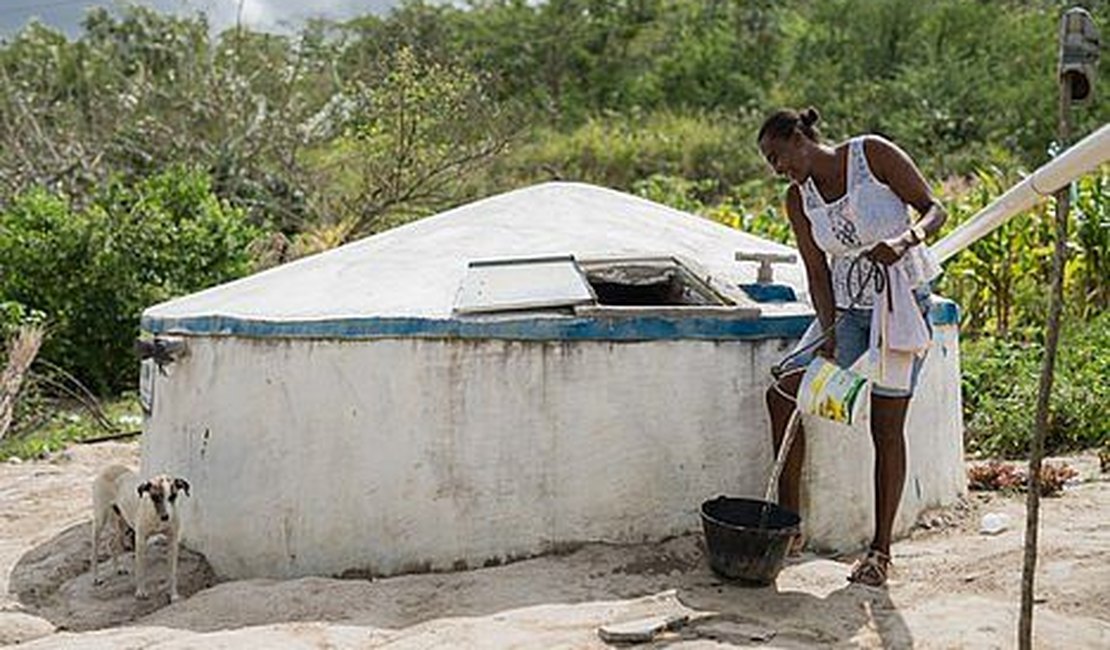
91, 464, 190, 601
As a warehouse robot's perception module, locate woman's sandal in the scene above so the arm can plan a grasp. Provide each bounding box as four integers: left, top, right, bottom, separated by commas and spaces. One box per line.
848, 549, 890, 587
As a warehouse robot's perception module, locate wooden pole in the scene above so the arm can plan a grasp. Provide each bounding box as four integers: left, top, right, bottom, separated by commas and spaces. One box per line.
1018, 67, 1071, 650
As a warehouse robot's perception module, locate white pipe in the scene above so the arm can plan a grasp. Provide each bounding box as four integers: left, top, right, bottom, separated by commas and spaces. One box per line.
931, 123, 1110, 264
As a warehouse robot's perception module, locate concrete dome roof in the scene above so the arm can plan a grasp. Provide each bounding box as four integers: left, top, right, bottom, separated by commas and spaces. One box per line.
141, 182, 808, 339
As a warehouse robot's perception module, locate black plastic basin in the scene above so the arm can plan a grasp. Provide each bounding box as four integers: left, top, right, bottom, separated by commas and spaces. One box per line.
700, 496, 801, 586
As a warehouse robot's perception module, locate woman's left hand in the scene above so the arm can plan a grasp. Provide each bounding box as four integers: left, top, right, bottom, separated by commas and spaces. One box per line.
865, 235, 911, 265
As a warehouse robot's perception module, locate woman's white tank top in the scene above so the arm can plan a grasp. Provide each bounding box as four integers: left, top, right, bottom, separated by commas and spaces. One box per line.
799, 136, 940, 308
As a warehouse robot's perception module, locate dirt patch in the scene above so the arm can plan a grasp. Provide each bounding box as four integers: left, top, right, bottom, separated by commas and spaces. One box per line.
610, 538, 703, 576
10, 520, 217, 631
2, 443, 1108, 648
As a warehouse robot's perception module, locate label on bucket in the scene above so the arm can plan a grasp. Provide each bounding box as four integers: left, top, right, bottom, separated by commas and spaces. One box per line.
797, 357, 868, 425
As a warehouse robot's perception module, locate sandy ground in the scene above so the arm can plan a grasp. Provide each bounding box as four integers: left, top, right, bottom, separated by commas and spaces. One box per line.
0, 441, 1107, 649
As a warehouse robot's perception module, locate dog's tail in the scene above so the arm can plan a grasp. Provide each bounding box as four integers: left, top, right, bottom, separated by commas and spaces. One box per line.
96, 464, 133, 486
93, 465, 134, 512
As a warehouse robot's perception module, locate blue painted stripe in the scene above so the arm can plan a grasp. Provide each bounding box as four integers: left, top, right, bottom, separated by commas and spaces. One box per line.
141, 296, 959, 341
738, 283, 798, 303
141, 313, 815, 341
928, 297, 961, 326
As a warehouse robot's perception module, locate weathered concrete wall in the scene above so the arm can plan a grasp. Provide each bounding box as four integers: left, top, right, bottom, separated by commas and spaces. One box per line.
143, 337, 779, 579
141, 325, 964, 580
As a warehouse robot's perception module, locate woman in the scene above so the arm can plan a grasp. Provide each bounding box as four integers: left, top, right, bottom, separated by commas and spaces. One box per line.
757, 107, 947, 587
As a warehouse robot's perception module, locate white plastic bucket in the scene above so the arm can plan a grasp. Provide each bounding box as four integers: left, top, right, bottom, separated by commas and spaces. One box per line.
797, 357, 870, 426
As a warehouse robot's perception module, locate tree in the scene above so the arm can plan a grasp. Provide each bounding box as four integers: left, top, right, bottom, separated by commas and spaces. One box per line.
303, 46, 516, 240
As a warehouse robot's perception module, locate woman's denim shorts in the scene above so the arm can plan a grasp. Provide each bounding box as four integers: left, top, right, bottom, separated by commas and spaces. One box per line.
779, 289, 933, 399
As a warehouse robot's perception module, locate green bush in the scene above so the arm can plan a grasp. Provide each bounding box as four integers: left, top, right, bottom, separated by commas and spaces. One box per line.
0, 167, 259, 394
961, 312, 1110, 459
496, 110, 765, 196
0, 393, 142, 461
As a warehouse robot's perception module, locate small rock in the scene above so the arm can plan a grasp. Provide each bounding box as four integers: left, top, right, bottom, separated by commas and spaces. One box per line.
50, 450, 74, 464
6, 457, 22, 465
979, 512, 1010, 535
598, 614, 688, 644
0, 611, 55, 645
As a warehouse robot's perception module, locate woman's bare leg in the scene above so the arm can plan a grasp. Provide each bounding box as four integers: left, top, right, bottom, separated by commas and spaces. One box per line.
869, 394, 911, 554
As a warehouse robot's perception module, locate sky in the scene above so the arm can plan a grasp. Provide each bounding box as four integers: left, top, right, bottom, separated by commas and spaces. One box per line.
0, 0, 403, 38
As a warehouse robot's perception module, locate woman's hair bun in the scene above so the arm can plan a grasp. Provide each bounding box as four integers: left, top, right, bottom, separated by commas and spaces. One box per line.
756, 106, 822, 144
800, 107, 820, 127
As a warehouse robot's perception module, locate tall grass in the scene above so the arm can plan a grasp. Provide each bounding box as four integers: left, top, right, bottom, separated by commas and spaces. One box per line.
936, 167, 1110, 336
